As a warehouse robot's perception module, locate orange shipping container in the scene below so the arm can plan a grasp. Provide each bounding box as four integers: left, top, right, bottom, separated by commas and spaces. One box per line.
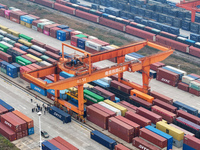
12, 110, 34, 129
130, 89, 154, 103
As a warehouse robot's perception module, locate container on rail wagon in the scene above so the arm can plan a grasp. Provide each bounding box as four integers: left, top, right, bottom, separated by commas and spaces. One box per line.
27, 49, 42, 57
132, 137, 161, 150
169, 123, 195, 137
44, 51, 61, 60
136, 107, 162, 124
130, 89, 154, 103
92, 103, 116, 117
153, 99, 177, 113
87, 105, 110, 129
26, 54, 42, 62
129, 95, 152, 110
21, 55, 37, 63
183, 134, 200, 150
117, 103, 136, 113
111, 80, 132, 94
30, 45, 46, 53
98, 102, 121, 116
108, 117, 134, 143
44, 45, 60, 54
104, 100, 127, 116
150, 91, 173, 104
119, 101, 138, 111
93, 86, 115, 101
177, 110, 200, 125
31, 39, 46, 48
125, 111, 151, 127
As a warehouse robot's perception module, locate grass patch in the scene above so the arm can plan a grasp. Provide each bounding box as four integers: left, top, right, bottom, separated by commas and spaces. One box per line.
0, 134, 19, 150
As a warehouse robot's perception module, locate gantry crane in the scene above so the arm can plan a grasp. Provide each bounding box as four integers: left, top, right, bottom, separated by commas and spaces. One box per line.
176, 0, 200, 22
23, 41, 173, 120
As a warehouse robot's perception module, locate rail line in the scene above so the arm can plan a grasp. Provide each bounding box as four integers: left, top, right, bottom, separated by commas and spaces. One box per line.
0, 73, 130, 149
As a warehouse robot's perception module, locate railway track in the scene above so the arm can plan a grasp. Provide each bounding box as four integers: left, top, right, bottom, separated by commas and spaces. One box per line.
0, 73, 131, 149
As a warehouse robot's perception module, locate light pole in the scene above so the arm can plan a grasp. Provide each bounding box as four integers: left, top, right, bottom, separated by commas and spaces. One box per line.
37, 111, 42, 150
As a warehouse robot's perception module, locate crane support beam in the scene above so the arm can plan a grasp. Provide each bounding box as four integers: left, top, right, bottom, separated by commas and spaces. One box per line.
24, 49, 174, 91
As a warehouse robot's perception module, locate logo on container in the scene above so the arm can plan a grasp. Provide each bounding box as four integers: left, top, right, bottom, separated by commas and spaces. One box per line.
4, 121, 12, 127
161, 78, 170, 83
34, 86, 41, 92
139, 145, 149, 150
54, 112, 62, 119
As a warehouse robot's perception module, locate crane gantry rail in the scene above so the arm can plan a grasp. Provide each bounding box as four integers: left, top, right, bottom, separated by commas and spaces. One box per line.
23, 41, 173, 119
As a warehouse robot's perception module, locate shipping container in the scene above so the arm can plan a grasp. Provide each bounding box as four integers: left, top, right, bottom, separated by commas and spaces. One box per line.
169, 123, 195, 137
150, 91, 173, 104
104, 100, 127, 116
54, 136, 78, 150
12, 110, 34, 129
114, 144, 130, 150
119, 101, 138, 111
136, 107, 162, 124
129, 95, 152, 110
87, 105, 110, 129
153, 99, 177, 113
91, 130, 117, 150
173, 101, 198, 116
84, 89, 104, 103
111, 80, 132, 94
178, 82, 189, 92
183, 134, 200, 150
98, 102, 121, 116
45, 45, 60, 54
0, 99, 14, 112
27, 49, 42, 57
177, 110, 200, 125
132, 137, 161, 150
125, 111, 151, 127
93, 86, 115, 101
139, 128, 167, 149
44, 51, 61, 60
0, 123, 16, 141
130, 89, 154, 103
28, 127, 34, 135
21, 55, 37, 63
117, 103, 136, 113
0, 51, 12, 63
48, 139, 68, 150
92, 103, 116, 117
49, 106, 71, 123
26, 54, 42, 62
108, 117, 134, 143
156, 121, 184, 141
16, 56, 32, 66
0, 105, 8, 115
30, 83, 47, 96
42, 141, 60, 150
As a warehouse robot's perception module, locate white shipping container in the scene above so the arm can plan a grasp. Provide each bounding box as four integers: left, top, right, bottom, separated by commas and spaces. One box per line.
125, 55, 137, 62
0, 30, 7, 36
0, 41, 13, 48
166, 66, 187, 76
31, 45, 46, 53
182, 76, 195, 85
98, 102, 121, 116
39, 19, 50, 22
32, 25, 38, 31
88, 36, 98, 40
189, 81, 200, 90
100, 77, 112, 85
2, 37, 10, 42
85, 41, 102, 51
39, 61, 52, 67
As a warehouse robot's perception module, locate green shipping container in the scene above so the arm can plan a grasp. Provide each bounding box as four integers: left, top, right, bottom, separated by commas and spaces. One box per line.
0, 43, 9, 53
1, 68, 7, 74
40, 55, 49, 60
19, 34, 33, 42
75, 34, 87, 38
16, 56, 32, 66
151, 29, 161, 34
83, 89, 104, 103
189, 81, 200, 91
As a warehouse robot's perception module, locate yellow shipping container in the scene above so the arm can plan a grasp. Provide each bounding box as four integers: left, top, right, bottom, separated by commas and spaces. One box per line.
156, 121, 184, 141
110, 44, 119, 48
162, 119, 167, 123
26, 23, 32, 28
104, 100, 127, 116
83, 83, 94, 88
7, 29, 20, 37
0, 25, 8, 32
26, 54, 42, 62
20, 21, 26, 26
18, 39, 32, 47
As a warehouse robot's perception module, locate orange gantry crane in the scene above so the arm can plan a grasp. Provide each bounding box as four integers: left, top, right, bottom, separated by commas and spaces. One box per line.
176, 0, 200, 22
23, 41, 173, 119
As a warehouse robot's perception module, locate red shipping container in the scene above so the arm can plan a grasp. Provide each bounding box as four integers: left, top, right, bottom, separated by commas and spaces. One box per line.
12, 47, 27, 55
125, 111, 151, 127
119, 101, 138, 111
54, 3, 75, 15
54, 136, 79, 150
75, 10, 99, 23
28, 14, 40, 20
71, 35, 79, 42
31, 63, 42, 69
151, 105, 176, 123
46, 58, 57, 64
0, 51, 12, 63
27, 49, 42, 57
136, 107, 162, 124
91, 39, 109, 46
183, 134, 200, 150
139, 128, 167, 149
31, 39, 46, 48
108, 117, 134, 143
44, 51, 61, 60
10, 11, 27, 20
22, 130, 28, 137
111, 80, 132, 94
0, 9, 5, 17
189, 46, 200, 58
50, 27, 60, 38
87, 105, 110, 129
48, 139, 69, 150
45, 45, 60, 54
93, 86, 115, 101
25, 65, 37, 71
14, 43, 23, 48
115, 115, 140, 137
178, 82, 189, 92
132, 137, 161, 150
37, 27, 43, 33
150, 62, 165, 71
85, 46, 99, 54
71, 41, 77, 47
189, 87, 200, 96
115, 144, 130, 150
10, 17, 20, 24
129, 96, 152, 109
99, 17, 125, 31
6, 112, 27, 131
92, 103, 116, 117
177, 110, 200, 125
160, 31, 177, 39
35, 0, 54, 8
153, 99, 177, 113
21, 55, 37, 63
45, 75, 54, 82
0, 123, 16, 141
0, 113, 22, 132
43, 23, 60, 33
0, 105, 8, 115
150, 90, 173, 104
190, 73, 200, 79
117, 103, 136, 113
47, 92, 55, 101
32, 20, 42, 26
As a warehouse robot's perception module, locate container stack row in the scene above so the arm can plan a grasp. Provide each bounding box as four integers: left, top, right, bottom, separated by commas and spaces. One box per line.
0, 99, 34, 141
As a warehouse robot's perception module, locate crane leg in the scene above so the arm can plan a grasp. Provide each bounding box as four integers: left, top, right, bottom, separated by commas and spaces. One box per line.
78, 84, 85, 122
142, 66, 151, 94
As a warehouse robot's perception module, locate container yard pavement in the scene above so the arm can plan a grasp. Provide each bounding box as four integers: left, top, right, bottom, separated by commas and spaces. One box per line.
0, 77, 107, 150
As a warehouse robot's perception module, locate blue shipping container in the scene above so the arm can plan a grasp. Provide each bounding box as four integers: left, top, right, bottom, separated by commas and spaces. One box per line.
20, 15, 35, 24
60, 71, 74, 78
49, 106, 71, 123
28, 127, 34, 135
0, 99, 14, 112
183, 143, 196, 150
115, 97, 120, 103
12, 63, 21, 72
190, 33, 200, 42
145, 125, 173, 150
187, 74, 199, 80
42, 141, 60, 150
93, 80, 110, 88
30, 83, 47, 96
173, 101, 198, 116
6, 34, 19, 41
0, 61, 10, 69
57, 25, 69, 29
67, 100, 86, 117
77, 38, 86, 50
91, 130, 117, 150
